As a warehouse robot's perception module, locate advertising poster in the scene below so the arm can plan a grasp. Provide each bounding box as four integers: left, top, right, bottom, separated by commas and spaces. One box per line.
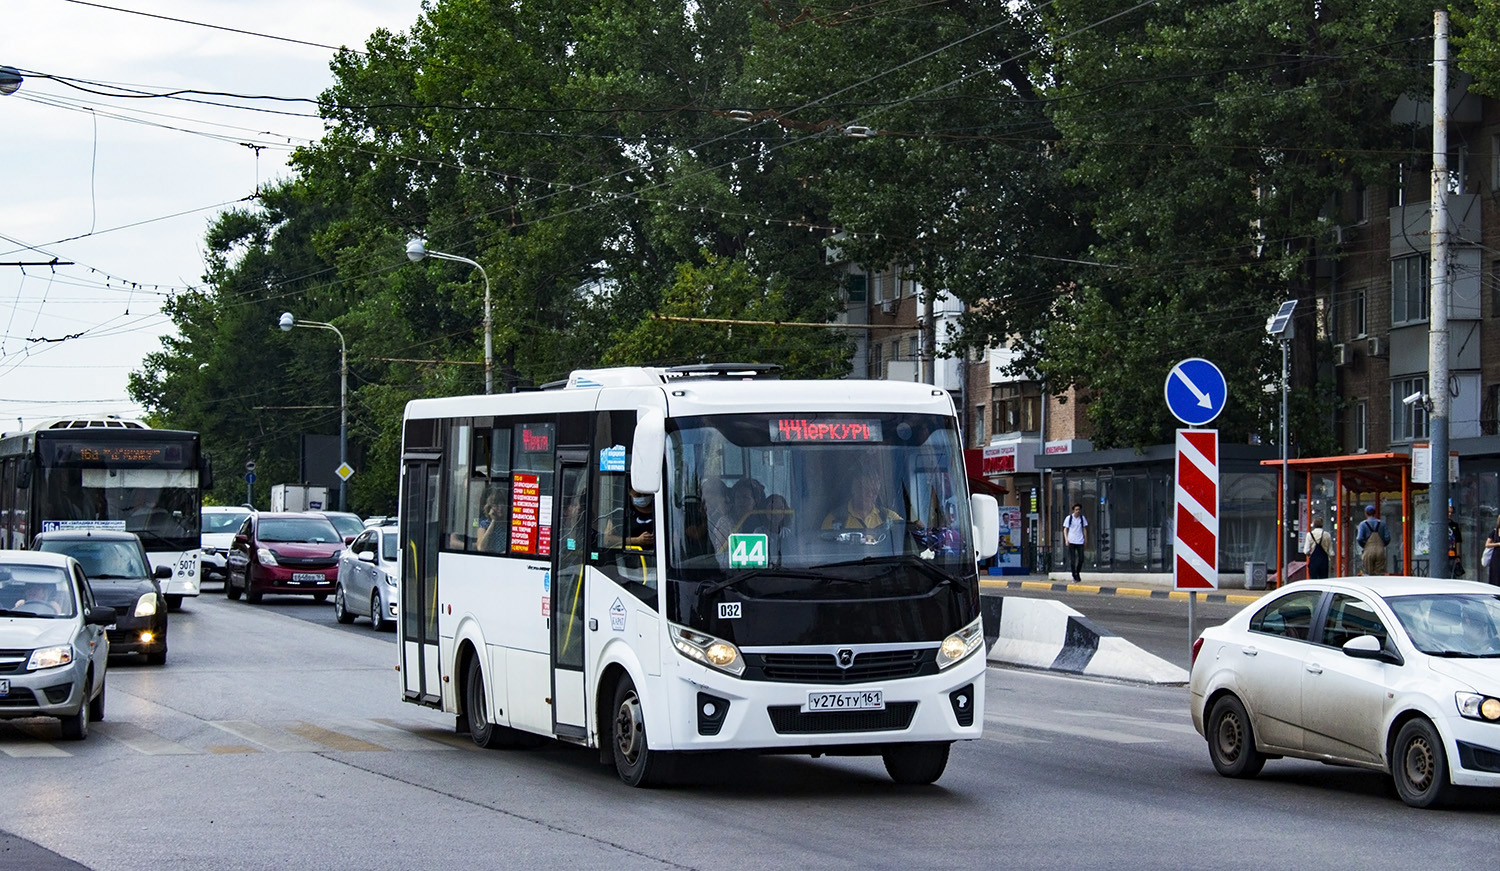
996, 508, 1022, 570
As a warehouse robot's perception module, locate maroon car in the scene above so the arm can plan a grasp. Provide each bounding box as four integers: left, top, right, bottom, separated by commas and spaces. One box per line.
225, 512, 345, 604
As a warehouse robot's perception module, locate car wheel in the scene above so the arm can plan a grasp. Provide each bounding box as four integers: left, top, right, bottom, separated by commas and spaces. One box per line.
145, 648, 167, 666
1392, 718, 1453, 808
611, 675, 674, 787
225, 566, 242, 601
881, 742, 951, 785
464, 655, 513, 749
1207, 695, 1265, 778
59, 675, 92, 740
165, 594, 183, 611
369, 591, 389, 632
313, 593, 328, 603
334, 585, 355, 624
88, 677, 106, 722
243, 567, 262, 604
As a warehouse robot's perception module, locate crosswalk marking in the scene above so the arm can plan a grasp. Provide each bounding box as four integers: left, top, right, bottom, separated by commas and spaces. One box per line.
985, 712, 1165, 745
286, 721, 390, 752
209, 720, 355, 753
96, 722, 201, 755
0, 738, 71, 757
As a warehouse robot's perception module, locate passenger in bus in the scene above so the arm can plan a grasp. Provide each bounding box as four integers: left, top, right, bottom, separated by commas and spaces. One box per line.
474, 489, 507, 553
623, 488, 656, 550
822, 468, 902, 541
701, 476, 735, 554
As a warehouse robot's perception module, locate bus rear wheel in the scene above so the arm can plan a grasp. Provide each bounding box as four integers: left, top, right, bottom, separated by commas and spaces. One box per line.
611, 676, 674, 787
882, 742, 951, 785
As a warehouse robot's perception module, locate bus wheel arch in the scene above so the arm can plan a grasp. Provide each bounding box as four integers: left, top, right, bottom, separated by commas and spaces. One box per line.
608, 672, 675, 787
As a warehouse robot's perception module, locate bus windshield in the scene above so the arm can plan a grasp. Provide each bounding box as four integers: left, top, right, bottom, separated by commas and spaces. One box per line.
665, 412, 974, 587
37, 467, 200, 550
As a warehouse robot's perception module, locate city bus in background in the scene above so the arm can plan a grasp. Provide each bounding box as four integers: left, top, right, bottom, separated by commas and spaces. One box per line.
398, 365, 999, 786
0, 419, 210, 609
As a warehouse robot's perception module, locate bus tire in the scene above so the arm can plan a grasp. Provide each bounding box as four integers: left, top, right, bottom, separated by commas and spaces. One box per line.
611, 676, 673, 787
464, 656, 512, 749
882, 742, 950, 785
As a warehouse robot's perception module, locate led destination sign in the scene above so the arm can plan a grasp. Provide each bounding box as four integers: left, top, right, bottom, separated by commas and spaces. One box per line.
47, 441, 187, 467
770, 419, 883, 443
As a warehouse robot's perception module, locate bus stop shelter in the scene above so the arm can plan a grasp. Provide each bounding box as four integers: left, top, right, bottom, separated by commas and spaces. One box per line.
1261, 452, 1417, 582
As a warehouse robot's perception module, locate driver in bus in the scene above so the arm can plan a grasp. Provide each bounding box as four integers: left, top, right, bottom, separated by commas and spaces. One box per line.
822, 467, 902, 543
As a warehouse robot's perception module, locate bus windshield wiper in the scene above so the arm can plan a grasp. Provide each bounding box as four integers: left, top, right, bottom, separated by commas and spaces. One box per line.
811, 553, 961, 584
698, 567, 833, 598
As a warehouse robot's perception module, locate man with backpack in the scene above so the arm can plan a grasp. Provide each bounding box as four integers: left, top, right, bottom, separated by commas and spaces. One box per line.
1357, 505, 1391, 576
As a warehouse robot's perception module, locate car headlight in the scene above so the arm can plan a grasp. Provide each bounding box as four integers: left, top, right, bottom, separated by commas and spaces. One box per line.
28, 645, 73, 671
1456, 692, 1500, 722
256, 547, 279, 566
936, 615, 986, 669
669, 623, 744, 676
134, 593, 158, 618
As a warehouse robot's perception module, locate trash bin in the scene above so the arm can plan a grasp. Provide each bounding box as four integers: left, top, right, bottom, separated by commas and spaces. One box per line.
1244, 561, 1268, 590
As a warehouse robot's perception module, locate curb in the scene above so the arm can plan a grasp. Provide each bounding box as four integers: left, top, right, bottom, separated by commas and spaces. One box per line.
981, 577, 1265, 607
979, 594, 1188, 685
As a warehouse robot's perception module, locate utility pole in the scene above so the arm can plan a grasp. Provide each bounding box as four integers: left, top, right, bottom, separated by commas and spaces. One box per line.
1428, 8, 1452, 578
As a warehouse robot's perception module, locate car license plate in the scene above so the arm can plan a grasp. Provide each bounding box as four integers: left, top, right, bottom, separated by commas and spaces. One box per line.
0, 679, 8, 697
805, 689, 883, 712
292, 572, 324, 583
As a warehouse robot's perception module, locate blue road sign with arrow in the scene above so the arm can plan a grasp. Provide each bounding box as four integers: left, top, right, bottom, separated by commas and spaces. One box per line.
1164, 358, 1227, 426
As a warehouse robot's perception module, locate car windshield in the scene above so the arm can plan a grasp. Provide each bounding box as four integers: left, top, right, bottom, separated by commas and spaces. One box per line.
380, 531, 397, 560
203, 511, 251, 533
323, 514, 364, 538
1387, 594, 1500, 657
259, 517, 342, 544
0, 566, 77, 618
37, 539, 149, 580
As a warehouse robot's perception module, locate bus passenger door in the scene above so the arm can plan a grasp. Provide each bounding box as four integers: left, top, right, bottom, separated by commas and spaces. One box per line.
550, 452, 589, 739
401, 458, 443, 706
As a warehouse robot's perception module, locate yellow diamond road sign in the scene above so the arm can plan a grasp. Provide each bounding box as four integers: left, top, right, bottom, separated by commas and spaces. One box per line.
336, 463, 355, 481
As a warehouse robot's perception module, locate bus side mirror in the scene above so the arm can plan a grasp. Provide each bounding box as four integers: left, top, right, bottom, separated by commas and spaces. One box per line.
17, 457, 31, 490
971, 494, 1000, 560
630, 407, 665, 495
200, 456, 214, 490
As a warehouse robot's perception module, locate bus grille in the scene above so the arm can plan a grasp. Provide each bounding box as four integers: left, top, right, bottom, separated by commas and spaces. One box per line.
767, 702, 917, 734
750, 650, 930, 683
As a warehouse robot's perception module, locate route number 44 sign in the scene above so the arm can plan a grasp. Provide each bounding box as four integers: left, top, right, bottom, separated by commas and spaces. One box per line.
728, 534, 769, 568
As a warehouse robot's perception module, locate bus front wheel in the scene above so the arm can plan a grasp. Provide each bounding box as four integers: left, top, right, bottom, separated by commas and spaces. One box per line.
611, 676, 674, 787
882, 742, 951, 785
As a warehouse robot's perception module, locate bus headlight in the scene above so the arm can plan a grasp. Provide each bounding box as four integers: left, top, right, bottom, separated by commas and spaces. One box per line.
256, 547, 279, 566
670, 623, 744, 676
134, 593, 158, 618
28, 646, 73, 671
936, 616, 986, 669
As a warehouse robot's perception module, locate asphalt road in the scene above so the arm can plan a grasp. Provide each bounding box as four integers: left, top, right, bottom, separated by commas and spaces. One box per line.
3, 584, 1500, 870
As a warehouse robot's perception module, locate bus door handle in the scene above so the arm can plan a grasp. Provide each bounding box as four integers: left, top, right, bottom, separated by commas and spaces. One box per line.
589, 618, 598, 631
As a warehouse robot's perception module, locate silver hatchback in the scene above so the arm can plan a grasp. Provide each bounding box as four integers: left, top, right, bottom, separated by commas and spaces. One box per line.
0, 552, 113, 739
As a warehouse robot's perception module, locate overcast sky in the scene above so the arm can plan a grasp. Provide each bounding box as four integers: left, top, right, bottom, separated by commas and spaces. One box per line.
0, 0, 422, 430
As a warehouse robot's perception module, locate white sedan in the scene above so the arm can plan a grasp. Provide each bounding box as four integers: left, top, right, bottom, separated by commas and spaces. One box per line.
333, 526, 399, 631
1191, 576, 1500, 808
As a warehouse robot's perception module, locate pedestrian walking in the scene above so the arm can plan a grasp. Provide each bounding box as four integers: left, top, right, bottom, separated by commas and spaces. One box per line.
1304, 516, 1331, 580
1357, 505, 1390, 576
1484, 519, 1500, 586
1062, 503, 1087, 582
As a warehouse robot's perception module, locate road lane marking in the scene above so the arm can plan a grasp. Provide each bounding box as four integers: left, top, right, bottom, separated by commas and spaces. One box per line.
286, 721, 390, 752
322, 719, 455, 752
985, 712, 1163, 745
0, 739, 70, 757
211, 720, 324, 753
96, 722, 201, 755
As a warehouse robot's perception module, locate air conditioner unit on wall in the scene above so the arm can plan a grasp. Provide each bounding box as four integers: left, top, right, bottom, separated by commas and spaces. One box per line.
1334, 343, 1352, 366
1367, 336, 1386, 358
880, 299, 896, 315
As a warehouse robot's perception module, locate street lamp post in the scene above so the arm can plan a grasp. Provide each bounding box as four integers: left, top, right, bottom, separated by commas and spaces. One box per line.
405, 239, 492, 394
1267, 300, 1297, 584
278, 312, 348, 512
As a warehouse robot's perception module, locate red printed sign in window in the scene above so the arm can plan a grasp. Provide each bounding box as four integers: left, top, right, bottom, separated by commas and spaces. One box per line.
510, 473, 540, 554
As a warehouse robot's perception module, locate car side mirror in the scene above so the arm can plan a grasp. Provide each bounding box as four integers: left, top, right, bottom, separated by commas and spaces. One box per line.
357, 551, 376, 563
154, 565, 173, 580
85, 606, 116, 626
234, 534, 248, 544
1342, 634, 1402, 665
344, 535, 356, 545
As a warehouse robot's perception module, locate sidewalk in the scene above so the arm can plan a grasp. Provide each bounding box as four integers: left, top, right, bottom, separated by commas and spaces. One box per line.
978, 571, 1269, 607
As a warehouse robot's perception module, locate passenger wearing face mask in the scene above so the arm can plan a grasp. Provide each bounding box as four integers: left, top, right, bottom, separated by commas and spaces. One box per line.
624, 487, 655, 550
